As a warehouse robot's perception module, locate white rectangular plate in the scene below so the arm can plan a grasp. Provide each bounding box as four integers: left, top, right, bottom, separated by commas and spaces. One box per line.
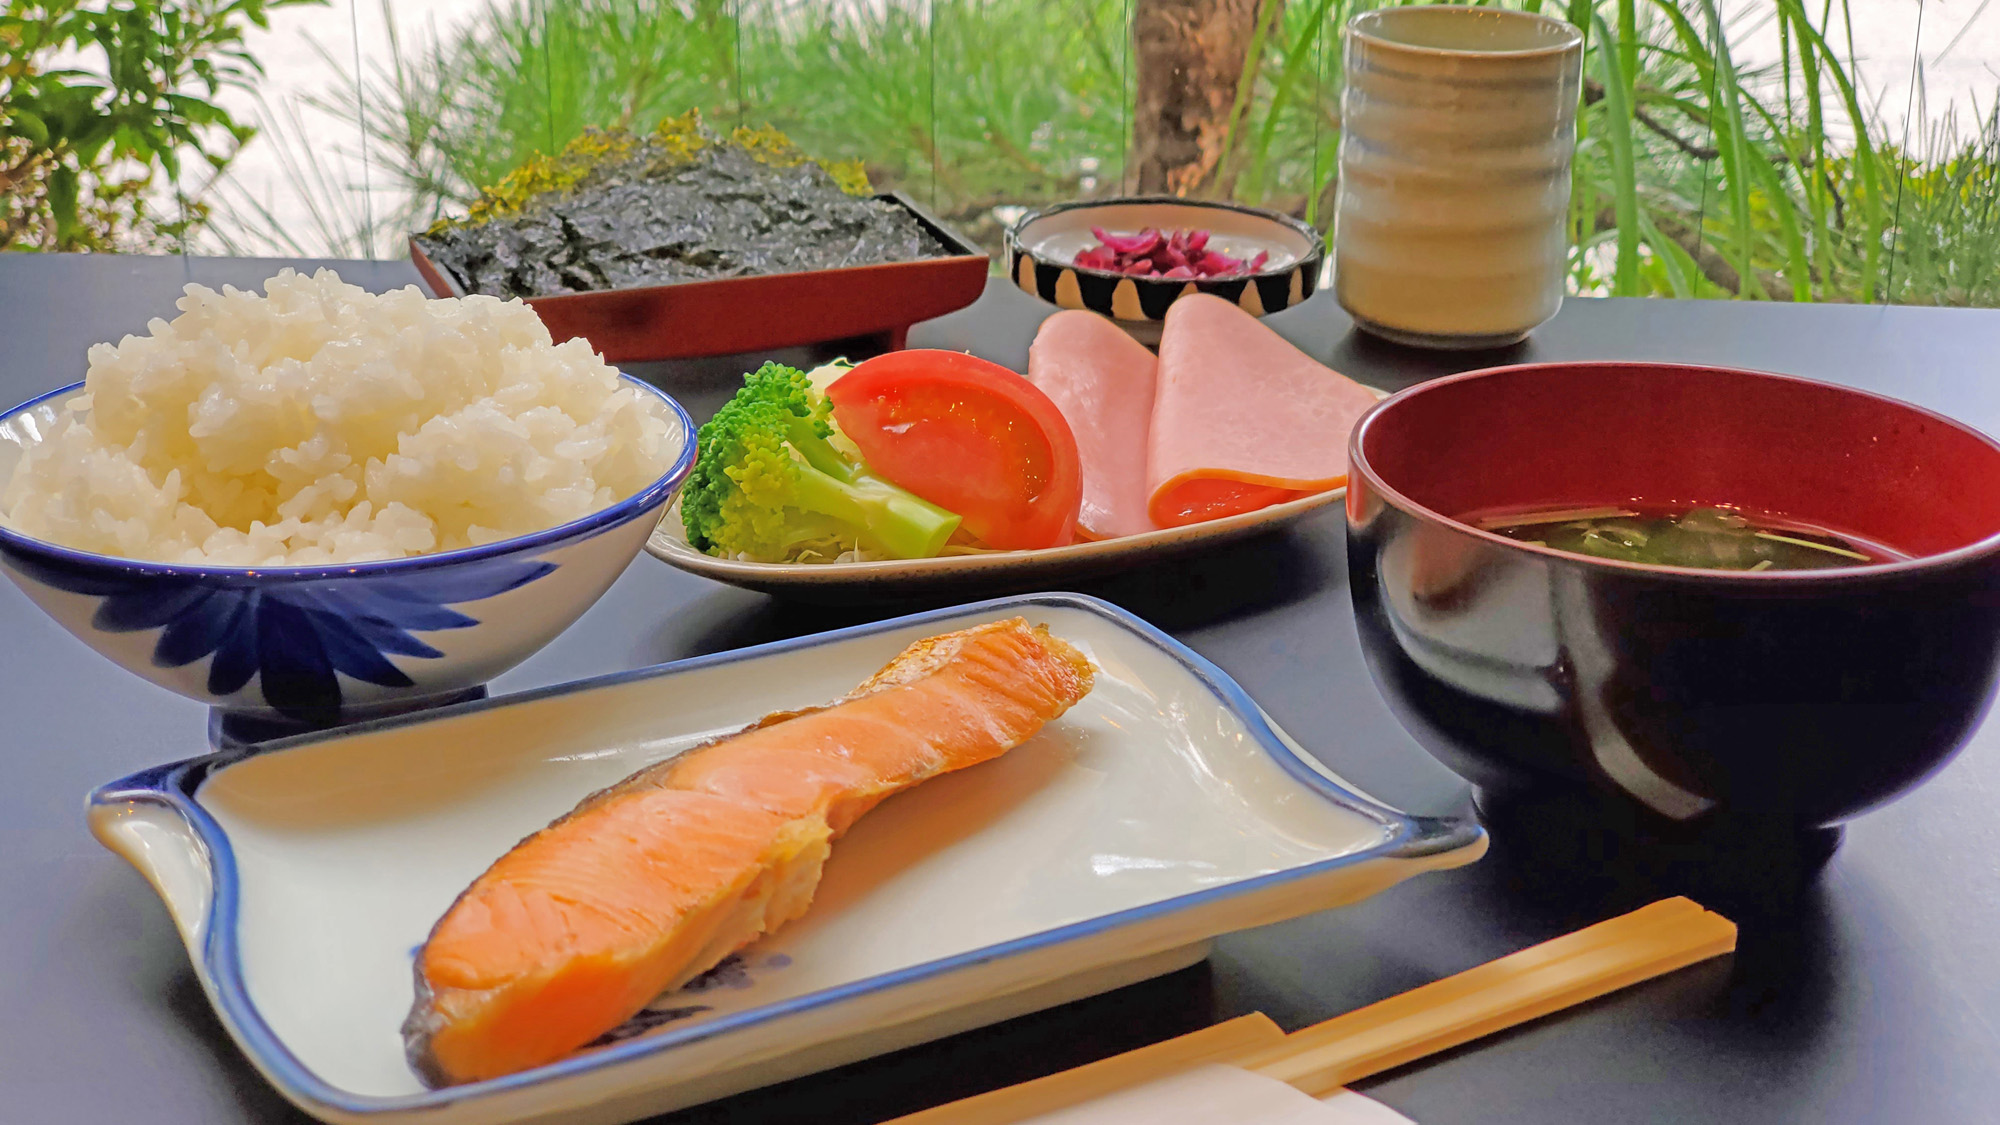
89, 593, 1484, 1125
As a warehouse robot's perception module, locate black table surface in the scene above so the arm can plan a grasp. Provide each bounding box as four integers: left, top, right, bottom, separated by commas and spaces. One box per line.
5, 253, 2000, 1125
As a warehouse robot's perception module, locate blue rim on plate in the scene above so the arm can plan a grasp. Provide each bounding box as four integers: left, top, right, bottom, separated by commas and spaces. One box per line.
0, 374, 698, 583
88, 592, 1482, 1118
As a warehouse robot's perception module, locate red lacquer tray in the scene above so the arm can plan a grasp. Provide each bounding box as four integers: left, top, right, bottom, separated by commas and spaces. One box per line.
409, 192, 990, 363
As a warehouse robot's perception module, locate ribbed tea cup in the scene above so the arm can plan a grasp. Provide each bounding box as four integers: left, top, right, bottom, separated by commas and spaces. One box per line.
1335, 6, 1584, 349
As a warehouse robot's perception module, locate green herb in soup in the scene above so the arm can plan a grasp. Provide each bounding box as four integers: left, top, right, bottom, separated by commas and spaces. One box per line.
1469, 505, 1894, 571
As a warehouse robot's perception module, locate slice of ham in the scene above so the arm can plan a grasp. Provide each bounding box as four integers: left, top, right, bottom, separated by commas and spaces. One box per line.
1027, 310, 1161, 539
1148, 294, 1381, 528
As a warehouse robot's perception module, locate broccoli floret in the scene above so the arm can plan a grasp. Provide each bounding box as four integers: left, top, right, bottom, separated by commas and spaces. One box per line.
683, 362, 961, 561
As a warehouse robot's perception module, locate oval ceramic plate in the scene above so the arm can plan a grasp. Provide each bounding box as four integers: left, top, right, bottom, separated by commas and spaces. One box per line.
89, 594, 1482, 1125
647, 487, 1346, 603
646, 385, 1383, 603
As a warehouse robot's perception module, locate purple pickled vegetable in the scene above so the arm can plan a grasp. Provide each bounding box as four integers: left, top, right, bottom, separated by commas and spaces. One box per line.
1073, 246, 1121, 271
1090, 225, 1163, 256
1072, 225, 1274, 279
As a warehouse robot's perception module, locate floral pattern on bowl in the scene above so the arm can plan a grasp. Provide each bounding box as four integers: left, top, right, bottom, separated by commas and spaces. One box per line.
0, 546, 556, 721
0, 376, 696, 734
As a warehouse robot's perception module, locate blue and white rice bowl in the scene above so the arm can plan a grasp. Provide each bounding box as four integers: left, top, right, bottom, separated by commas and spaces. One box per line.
0, 376, 695, 736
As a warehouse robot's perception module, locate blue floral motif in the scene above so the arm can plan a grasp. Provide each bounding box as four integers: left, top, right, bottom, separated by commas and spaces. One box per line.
0, 548, 555, 720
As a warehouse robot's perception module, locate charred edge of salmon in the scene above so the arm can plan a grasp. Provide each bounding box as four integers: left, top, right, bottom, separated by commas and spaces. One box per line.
402, 618, 1093, 1086
404, 960, 455, 1088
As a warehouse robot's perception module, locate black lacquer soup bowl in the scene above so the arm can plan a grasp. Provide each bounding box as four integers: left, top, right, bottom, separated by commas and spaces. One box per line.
1346, 362, 2000, 873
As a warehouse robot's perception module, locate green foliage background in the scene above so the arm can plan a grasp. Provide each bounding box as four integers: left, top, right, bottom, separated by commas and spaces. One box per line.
18, 0, 2000, 308
0, 0, 310, 251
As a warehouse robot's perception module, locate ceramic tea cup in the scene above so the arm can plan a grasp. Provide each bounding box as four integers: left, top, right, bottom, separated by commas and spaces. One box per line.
1335, 6, 1583, 349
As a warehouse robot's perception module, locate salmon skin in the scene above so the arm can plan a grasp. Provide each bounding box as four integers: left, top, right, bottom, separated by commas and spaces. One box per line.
402, 618, 1095, 1086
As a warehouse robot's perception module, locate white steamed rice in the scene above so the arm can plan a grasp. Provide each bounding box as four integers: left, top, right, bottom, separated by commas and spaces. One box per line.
0, 269, 682, 566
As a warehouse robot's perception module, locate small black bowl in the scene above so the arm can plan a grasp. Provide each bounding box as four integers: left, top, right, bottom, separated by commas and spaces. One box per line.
1006, 197, 1322, 345
1346, 362, 2000, 882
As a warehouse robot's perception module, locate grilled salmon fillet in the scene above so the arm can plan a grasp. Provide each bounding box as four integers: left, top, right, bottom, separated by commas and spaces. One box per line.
403, 618, 1095, 1086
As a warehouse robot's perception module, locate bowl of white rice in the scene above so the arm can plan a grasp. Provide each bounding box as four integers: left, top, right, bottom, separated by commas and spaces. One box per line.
0, 269, 694, 740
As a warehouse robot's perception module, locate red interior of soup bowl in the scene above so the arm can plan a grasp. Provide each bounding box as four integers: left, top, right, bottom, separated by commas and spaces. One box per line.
1353, 362, 2000, 562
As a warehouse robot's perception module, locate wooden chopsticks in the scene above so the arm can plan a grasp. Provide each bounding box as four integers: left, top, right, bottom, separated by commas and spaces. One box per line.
884, 897, 1736, 1124
1237, 896, 1736, 1096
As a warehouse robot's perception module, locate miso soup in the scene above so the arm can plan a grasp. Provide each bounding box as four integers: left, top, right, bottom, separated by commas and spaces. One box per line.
1466, 505, 1902, 571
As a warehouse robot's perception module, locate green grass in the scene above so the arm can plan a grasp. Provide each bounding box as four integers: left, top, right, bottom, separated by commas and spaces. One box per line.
208, 0, 2000, 307
315, 0, 742, 236
201, 93, 402, 259
736, 0, 1135, 249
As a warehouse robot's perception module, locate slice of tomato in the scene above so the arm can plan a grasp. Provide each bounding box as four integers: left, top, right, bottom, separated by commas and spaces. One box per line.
827, 351, 1082, 550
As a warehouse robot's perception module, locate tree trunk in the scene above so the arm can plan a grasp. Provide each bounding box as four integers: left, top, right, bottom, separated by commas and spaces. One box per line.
1130, 0, 1278, 197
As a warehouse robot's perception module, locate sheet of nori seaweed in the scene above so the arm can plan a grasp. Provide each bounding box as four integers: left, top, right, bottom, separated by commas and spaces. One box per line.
415, 145, 952, 299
